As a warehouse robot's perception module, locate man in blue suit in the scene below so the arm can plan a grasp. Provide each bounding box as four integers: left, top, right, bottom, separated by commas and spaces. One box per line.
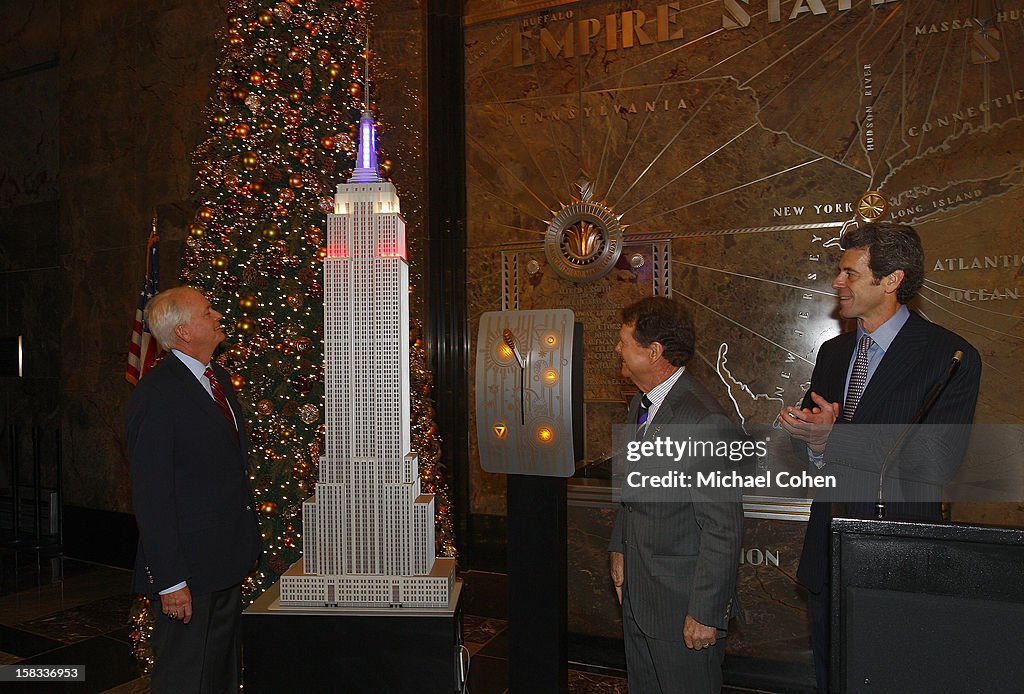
609, 297, 744, 693
126, 286, 262, 693
780, 223, 981, 693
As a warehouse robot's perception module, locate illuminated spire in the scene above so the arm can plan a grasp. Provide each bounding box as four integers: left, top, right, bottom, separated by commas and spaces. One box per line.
349, 31, 381, 184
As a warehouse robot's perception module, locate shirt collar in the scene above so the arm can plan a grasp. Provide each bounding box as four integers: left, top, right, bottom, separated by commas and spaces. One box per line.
646, 366, 685, 407
858, 304, 910, 353
171, 348, 211, 380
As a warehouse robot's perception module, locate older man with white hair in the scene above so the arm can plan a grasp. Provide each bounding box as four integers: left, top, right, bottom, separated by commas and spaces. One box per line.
126, 285, 261, 693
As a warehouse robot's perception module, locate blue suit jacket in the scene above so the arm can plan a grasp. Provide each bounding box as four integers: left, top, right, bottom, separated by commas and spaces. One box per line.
126, 354, 262, 597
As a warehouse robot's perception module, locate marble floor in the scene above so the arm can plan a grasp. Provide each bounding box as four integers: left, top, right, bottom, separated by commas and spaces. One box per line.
0, 550, 777, 693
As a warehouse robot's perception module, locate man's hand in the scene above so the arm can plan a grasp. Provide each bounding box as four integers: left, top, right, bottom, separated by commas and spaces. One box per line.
683, 614, 717, 650
159, 586, 193, 624
609, 552, 624, 605
779, 392, 840, 454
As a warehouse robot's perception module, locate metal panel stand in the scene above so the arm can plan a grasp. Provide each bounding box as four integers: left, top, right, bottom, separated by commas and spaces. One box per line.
507, 473, 568, 693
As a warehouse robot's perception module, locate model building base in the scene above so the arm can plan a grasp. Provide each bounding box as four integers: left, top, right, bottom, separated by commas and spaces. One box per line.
278, 557, 458, 609
243, 578, 465, 694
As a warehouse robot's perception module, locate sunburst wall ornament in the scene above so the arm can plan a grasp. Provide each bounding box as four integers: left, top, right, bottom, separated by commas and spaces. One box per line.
544, 172, 625, 282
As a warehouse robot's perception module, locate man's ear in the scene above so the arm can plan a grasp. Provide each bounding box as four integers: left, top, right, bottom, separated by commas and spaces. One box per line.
650, 341, 664, 363
884, 269, 905, 295
174, 323, 190, 344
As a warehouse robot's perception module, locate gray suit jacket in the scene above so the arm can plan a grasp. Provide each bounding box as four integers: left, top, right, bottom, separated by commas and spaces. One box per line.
610, 371, 744, 641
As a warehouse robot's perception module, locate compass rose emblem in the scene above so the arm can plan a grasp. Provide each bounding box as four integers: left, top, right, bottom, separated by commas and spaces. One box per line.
856, 191, 890, 223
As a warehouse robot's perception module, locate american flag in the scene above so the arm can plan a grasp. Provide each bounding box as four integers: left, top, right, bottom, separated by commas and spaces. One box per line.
126, 224, 165, 385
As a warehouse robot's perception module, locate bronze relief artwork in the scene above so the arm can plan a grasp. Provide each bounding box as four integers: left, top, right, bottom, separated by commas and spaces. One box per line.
465, 0, 1024, 666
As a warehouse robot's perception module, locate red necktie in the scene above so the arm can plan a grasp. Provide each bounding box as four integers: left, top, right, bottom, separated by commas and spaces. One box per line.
204, 366, 237, 432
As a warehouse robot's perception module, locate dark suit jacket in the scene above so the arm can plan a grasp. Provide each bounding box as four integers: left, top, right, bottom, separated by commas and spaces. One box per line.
796, 311, 981, 593
610, 371, 745, 641
126, 353, 262, 597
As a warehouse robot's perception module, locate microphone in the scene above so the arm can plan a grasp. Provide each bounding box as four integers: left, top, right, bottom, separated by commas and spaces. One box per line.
876, 350, 963, 519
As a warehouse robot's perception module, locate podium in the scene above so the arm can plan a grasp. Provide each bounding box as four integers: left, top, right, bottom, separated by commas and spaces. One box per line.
242, 580, 465, 693
831, 518, 1024, 693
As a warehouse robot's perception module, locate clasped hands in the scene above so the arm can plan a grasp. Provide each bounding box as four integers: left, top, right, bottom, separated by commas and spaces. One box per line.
778, 392, 839, 454
609, 552, 718, 650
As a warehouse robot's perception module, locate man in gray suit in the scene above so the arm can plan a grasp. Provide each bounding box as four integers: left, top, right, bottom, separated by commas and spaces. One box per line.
609, 297, 744, 693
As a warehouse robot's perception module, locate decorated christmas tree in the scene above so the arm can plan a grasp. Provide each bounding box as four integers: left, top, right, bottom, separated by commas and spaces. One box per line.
130, 0, 455, 668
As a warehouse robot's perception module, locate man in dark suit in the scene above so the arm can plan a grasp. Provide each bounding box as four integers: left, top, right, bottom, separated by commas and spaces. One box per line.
779, 222, 981, 693
609, 297, 744, 693
126, 286, 262, 693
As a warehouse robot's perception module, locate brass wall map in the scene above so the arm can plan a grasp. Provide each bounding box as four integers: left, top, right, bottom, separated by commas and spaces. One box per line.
464, 0, 1024, 666
466, 0, 1023, 507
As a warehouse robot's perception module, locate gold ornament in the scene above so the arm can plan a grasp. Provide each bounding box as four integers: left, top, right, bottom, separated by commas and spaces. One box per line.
262, 223, 281, 240
348, 82, 362, 98
856, 191, 890, 223
287, 47, 302, 61
316, 247, 328, 261
288, 173, 304, 188
197, 207, 214, 222
189, 223, 207, 238
239, 294, 258, 311
380, 159, 392, 175
289, 88, 303, 103
231, 374, 245, 391
234, 123, 251, 138
258, 10, 273, 24
316, 49, 332, 65
236, 317, 256, 335
213, 113, 228, 126
249, 70, 264, 85
278, 188, 295, 204
232, 87, 249, 101
320, 136, 335, 150
242, 151, 259, 170
287, 293, 304, 309
211, 254, 229, 269
256, 399, 274, 415
327, 63, 342, 80
260, 501, 278, 516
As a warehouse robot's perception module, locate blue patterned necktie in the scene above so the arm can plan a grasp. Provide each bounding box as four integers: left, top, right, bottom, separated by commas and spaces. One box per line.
842, 335, 873, 421
636, 394, 653, 434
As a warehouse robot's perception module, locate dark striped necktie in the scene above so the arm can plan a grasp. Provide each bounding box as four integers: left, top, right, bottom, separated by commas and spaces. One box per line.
636, 394, 653, 433
204, 366, 237, 432
842, 335, 873, 421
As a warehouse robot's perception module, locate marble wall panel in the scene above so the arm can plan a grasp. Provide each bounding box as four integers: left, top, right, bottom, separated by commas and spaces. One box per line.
0, 69, 60, 209
0, 0, 58, 74
57, 0, 226, 511
374, 0, 428, 312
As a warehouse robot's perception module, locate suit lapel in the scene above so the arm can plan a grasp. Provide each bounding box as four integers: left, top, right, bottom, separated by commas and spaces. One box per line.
850, 312, 928, 423
168, 355, 243, 446
829, 332, 858, 405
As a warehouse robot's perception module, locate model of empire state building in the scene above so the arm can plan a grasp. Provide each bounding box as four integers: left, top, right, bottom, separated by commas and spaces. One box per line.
278, 109, 456, 609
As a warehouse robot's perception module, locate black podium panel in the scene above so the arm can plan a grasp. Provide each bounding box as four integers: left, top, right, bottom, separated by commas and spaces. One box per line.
243, 581, 464, 694
832, 519, 1024, 694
